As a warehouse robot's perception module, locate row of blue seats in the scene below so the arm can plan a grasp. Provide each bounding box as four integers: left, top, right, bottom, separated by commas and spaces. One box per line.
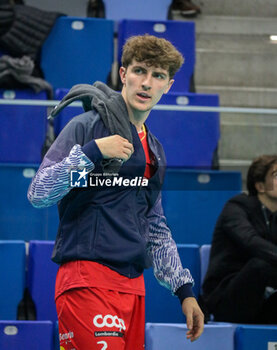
1, 320, 277, 350
146, 323, 277, 350
0, 88, 220, 167
2, 241, 277, 349
41, 17, 195, 92
0, 165, 241, 243
0, 17, 195, 92
1, 17, 219, 169
0, 241, 209, 323
1, 16, 207, 164
54, 88, 220, 167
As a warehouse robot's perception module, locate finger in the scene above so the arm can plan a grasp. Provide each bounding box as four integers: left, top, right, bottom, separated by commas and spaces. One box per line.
122, 149, 132, 160
120, 153, 130, 162
123, 141, 134, 152
186, 330, 193, 339
186, 313, 193, 331
123, 146, 134, 156
189, 323, 204, 342
193, 324, 204, 340
123, 143, 134, 154
186, 331, 197, 342
190, 330, 201, 342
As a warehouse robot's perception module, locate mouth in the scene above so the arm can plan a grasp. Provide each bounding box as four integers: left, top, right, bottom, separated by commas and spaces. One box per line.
136, 92, 151, 101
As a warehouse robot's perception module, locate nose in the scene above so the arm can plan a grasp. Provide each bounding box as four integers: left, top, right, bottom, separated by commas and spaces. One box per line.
142, 84, 151, 91
141, 73, 152, 91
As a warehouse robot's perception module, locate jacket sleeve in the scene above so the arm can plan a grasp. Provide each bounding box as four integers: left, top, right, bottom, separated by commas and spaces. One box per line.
222, 200, 277, 265
27, 119, 102, 208
146, 192, 195, 302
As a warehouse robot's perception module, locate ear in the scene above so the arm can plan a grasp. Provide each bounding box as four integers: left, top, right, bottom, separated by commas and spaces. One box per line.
119, 66, 127, 85
255, 181, 265, 194
164, 79, 174, 94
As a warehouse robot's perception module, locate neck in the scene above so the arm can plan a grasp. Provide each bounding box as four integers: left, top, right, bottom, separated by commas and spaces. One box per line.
121, 88, 150, 132
258, 193, 277, 212
129, 112, 148, 132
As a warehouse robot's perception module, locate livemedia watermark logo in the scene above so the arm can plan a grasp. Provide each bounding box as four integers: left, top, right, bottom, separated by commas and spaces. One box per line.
69, 166, 245, 191
70, 169, 148, 188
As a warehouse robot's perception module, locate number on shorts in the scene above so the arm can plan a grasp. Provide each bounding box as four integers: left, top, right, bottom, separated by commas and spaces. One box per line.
97, 340, 108, 350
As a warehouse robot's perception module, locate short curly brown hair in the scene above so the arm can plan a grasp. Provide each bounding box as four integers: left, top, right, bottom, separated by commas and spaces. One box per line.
247, 155, 277, 196
121, 34, 184, 79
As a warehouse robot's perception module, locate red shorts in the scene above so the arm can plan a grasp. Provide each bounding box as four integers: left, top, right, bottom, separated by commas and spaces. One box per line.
56, 287, 145, 350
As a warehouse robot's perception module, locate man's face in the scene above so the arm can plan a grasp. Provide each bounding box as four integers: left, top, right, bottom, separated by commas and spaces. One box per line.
120, 60, 174, 115
264, 164, 277, 199
258, 163, 277, 200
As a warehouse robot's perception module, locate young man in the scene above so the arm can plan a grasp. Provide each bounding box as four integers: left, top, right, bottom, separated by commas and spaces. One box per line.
28, 35, 204, 349
201, 155, 277, 324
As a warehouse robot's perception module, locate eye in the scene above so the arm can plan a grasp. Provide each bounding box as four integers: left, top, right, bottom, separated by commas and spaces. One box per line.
133, 67, 144, 74
153, 72, 166, 80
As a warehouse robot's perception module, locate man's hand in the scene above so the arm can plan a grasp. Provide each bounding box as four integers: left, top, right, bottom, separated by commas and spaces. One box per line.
182, 297, 204, 342
95, 135, 134, 162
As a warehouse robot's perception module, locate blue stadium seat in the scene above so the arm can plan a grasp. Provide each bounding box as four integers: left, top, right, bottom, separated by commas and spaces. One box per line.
105, 0, 172, 21
146, 323, 235, 350
0, 164, 59, 241
235, 325, 277, 350
0, 321, 54, 350
200, 245, 211, 288
144, 244, 200, 323
27, 241, 58, 322
148, 92, 220, 167
0, 241, 25, 320
0, 89, 47, 163
118, 20, 195, 93
162, 169, 242, 245
41, 17, 114, 89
